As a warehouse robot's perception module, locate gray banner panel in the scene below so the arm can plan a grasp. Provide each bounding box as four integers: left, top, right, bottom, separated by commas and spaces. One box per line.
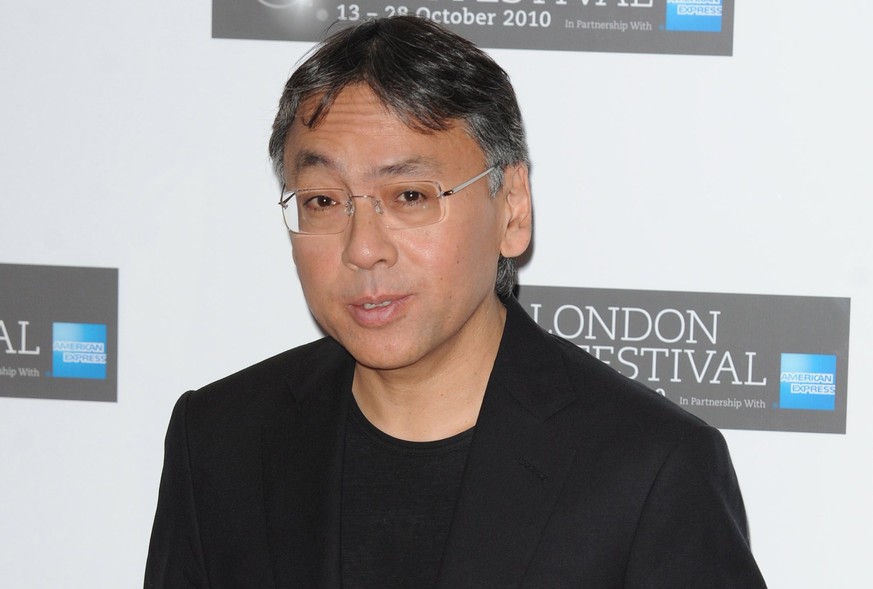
213, 0, 734, 56
0, 263, 118, 402
516, 285, 851, 434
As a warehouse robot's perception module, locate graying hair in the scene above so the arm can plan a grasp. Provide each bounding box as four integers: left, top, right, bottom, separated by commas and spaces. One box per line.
268, 17, 530, 297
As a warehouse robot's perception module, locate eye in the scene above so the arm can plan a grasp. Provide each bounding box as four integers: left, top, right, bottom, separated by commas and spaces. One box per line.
301, 192, 341, 210
396, 190, 427, 205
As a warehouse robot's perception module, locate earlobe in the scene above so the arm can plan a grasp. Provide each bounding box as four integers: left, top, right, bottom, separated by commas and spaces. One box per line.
499, 164, 533, 258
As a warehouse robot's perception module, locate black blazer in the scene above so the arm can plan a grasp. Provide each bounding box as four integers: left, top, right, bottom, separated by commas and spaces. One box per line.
145, 298, 766, 588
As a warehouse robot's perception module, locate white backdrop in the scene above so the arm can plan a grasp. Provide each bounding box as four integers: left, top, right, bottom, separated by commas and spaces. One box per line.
1, 2, 871, 587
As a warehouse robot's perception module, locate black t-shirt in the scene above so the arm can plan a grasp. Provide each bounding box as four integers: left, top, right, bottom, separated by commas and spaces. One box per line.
340, 398, 474, 588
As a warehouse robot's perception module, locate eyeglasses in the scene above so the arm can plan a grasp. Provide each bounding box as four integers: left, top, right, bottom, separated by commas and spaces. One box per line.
278, 167, 495, 235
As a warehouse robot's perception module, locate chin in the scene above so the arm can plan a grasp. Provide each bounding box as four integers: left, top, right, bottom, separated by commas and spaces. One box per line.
343, 341, 422, 372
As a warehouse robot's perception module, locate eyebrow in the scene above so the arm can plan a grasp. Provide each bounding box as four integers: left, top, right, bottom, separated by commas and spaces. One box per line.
291, 151, 442, 180
292, 150, 333, 175
376, 158, 441, 178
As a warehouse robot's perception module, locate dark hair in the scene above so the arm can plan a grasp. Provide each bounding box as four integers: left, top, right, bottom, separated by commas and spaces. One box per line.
268, 16, 529, 298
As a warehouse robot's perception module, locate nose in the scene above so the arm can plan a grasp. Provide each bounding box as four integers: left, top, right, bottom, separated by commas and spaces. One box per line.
341, 195, 399, 271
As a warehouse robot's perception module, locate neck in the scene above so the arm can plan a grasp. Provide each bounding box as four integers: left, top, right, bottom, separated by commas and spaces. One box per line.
352, 298, 506, 442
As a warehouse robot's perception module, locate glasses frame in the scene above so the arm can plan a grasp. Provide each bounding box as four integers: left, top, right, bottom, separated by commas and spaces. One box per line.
279, 167, 496, 235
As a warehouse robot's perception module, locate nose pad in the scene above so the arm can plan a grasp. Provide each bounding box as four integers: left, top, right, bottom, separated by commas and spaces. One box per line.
347, 195, 384, 223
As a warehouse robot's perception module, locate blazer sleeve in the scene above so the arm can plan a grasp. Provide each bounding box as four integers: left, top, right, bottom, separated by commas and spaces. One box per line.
623, 425, 767, 588
144, 391, 209, 588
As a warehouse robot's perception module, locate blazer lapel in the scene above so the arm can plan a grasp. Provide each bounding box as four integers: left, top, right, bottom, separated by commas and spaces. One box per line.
261, 340, 354, 589
437, 299, 581, 588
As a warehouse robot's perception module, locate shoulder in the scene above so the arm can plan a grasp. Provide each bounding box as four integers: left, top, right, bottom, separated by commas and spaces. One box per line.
500, 296, 715, 451
173, 336, 351, 431
556, 329, 704, 428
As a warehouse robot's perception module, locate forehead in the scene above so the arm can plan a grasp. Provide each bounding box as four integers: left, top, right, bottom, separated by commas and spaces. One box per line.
283, 85, 485, 181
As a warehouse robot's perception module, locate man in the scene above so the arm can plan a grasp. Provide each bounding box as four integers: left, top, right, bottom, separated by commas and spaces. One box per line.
146, 16, 766, 588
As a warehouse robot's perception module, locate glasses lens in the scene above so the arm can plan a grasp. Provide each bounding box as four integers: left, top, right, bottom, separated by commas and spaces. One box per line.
378, 181, 443, 230
280, 181, 446, 234
282, 189, 349, 234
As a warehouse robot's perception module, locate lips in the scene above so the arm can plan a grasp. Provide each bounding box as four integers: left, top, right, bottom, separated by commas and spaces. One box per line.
349, 295, 409, 327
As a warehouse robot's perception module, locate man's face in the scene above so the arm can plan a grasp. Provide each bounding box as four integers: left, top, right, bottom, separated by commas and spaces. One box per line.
283, 84, 530, 372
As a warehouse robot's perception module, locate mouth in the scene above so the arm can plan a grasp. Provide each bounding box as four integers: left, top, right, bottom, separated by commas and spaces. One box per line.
362, 300, 393, 310
348, 295, 409, 327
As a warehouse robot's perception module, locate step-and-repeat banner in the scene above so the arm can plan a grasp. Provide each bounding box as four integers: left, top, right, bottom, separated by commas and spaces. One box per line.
518, 285, 850, 434
0, 263, 118, 402
214, 0, 733, 55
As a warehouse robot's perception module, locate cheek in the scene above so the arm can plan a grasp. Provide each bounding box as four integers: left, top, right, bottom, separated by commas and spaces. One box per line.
440, 230, 498, 285
405, 232, 467, 281
397, 228, 440, 263
291, 241, 332, 292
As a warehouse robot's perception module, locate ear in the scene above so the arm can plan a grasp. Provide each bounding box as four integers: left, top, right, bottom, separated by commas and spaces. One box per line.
498, 164, 532, 258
